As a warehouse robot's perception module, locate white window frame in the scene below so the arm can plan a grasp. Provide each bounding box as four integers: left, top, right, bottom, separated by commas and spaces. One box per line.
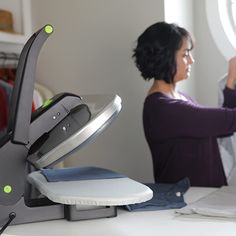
205, 0, 236, 60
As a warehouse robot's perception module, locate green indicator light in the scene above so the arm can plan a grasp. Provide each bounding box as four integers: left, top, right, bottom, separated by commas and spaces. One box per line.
42, 99, 53, 108
3, 185, 12, 194
44, 25, 53, 34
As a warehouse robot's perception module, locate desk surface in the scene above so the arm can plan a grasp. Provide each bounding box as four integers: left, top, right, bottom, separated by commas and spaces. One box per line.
3, 187, 236, 236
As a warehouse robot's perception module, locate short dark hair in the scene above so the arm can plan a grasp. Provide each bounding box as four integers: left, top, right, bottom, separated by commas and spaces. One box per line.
133, 22, 193, 83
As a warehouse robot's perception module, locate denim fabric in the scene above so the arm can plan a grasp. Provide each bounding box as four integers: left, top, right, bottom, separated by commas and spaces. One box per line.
41, 166, 125, 182
125, 177, 190, 211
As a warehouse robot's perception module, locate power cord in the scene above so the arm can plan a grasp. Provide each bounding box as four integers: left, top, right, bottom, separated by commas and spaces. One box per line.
0, 212, 16, 235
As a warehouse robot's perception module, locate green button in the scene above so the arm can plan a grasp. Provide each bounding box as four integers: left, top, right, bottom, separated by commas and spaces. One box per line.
3, 185, 12, 194
42, 98, 53, 108
44, 25, 54, 34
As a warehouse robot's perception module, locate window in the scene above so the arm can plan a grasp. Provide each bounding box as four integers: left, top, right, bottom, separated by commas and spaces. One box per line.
206, 0, 236, 59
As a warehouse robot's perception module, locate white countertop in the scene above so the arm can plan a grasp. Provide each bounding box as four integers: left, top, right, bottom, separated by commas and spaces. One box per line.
3, 187, 236, 236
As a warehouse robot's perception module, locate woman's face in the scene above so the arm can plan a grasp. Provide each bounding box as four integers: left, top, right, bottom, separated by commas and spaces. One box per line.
174, 38, 194, 83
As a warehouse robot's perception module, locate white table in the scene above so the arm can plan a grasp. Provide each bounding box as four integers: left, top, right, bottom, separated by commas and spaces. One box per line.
3, 187, 236, 236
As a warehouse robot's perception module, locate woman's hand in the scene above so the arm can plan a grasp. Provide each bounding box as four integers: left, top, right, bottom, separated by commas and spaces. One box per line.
227, 56, 236, 89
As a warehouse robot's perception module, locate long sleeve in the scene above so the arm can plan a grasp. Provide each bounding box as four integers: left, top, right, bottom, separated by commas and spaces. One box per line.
143, 92, 228, 187
143, 93, 228, 187
223, 86, 236, 108
144, 94, 236, 139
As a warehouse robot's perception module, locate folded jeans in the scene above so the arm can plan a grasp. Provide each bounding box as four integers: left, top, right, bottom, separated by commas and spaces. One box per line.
125, 177, 190, 212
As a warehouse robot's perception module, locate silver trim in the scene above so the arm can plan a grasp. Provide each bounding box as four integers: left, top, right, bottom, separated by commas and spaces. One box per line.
35, 94, 122, 168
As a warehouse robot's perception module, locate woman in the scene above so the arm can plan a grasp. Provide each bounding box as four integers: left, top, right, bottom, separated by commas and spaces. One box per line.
133, 21, 236, 187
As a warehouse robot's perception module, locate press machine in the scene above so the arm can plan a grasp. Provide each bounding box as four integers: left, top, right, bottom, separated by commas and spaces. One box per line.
0, 25, 152, 228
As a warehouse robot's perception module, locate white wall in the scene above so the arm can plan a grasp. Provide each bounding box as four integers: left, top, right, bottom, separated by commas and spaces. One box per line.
194, 0, 227, 106
31, 0, 165, 182
165, 0, 228, 106
164, 0, 196, 100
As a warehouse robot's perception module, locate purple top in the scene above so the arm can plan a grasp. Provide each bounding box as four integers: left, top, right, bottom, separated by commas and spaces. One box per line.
143, 87, 236, 187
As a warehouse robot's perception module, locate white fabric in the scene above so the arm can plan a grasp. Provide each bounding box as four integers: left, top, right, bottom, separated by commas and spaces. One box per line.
176, 186, 236, 218
33, 89, 43, 109
218, 75, 236, 184
27, 171, 153, 206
